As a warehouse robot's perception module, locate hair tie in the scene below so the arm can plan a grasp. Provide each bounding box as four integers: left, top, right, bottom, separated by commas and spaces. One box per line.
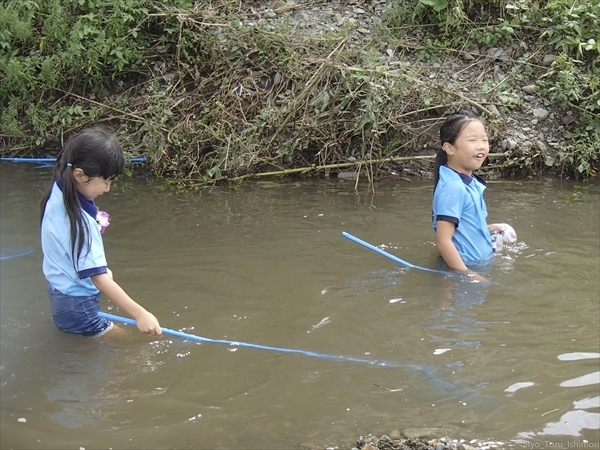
66, 163, 72, 167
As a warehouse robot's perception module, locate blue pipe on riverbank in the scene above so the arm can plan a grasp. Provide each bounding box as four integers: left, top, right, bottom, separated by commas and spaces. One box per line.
0, 157, 147, 163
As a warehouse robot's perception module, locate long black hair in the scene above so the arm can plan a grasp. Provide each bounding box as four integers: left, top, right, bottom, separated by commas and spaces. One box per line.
41, 125, 125, 267
433, 109, 485, 193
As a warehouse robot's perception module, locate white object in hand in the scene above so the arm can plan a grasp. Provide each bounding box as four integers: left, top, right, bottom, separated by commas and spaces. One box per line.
501, 223, 517, 244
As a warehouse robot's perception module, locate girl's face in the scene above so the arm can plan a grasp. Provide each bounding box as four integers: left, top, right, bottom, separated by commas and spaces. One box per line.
73, 169, 112, 201
443, 120, 489, 176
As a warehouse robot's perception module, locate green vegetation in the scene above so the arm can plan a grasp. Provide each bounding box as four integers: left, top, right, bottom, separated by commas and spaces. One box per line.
1, 0, 598, 187
403, 0, 599, 178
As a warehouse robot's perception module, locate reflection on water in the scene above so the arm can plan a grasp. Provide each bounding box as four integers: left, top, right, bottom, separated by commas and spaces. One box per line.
505, 382, 536, 394
560, 372, 600, 388
518, 394, 600, 439
1, 164, 598, 448
538, 408, 600, 438
559, 353, 600, 361
45, 346, 111, 428
516, 353, 600, 439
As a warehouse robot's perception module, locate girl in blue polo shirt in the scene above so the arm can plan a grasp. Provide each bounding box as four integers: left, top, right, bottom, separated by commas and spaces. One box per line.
41, 125, 162, 337
432, 110, 516, 278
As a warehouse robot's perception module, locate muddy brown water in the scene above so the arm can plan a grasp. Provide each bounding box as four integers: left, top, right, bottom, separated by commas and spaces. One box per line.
1, 163, 598, 449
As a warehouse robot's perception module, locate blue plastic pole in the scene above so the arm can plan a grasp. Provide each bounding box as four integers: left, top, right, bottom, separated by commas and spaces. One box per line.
98, 311, 415, 368
98, 313, 469, 393
0, 247, 34, 261
342, 231, 450, 275
0, 157, 147, 163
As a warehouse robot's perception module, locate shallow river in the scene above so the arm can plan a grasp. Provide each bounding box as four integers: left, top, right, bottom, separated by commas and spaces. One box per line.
1, 162, 598, 449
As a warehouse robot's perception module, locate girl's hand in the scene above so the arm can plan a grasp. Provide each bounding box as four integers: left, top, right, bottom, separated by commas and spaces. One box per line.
501, 223, 517, 243
134, 310, 163, 336
488, 222, 517, 243
465, 271, 488, 283
488, 223, 506, 233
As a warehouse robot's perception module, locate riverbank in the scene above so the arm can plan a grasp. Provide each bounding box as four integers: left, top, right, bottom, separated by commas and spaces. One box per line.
1, 0, 598, 187
232, 0, 598, 185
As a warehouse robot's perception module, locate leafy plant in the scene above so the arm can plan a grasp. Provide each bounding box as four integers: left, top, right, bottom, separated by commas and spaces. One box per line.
417, 39, 441, 62
418, 0, 448, 13
538, 53, 599, 112
538, 53, 584, 107
540, 0, 600, 59
557, 115, 600, 177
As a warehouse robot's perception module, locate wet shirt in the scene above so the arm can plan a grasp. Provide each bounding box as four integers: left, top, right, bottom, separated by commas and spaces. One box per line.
432, 165, 493, 263
41, 181, 107, 296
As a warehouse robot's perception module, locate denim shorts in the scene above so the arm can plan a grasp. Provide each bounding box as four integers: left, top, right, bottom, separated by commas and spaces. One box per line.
47, 285, 113, 337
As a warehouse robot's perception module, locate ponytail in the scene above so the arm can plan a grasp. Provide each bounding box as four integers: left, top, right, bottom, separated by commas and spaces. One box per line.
433, 148, 448, 193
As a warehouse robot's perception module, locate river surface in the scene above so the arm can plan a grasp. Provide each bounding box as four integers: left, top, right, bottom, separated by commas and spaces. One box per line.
1, 162, 598, 449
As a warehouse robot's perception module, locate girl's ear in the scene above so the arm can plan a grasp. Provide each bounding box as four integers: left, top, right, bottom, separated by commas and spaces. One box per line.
72, 168, 88, 184
442, 142, 454, 156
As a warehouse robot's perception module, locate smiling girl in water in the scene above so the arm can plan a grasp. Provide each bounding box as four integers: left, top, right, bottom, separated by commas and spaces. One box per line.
432, 110, 516, 278
40, 125, 162, 337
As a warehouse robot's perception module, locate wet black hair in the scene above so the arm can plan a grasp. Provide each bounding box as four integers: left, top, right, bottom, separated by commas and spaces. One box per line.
433, 109, 485, 193
41, 125, 125, 268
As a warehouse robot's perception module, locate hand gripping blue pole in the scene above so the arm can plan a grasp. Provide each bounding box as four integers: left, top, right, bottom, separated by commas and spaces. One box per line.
342, 232, 450, 275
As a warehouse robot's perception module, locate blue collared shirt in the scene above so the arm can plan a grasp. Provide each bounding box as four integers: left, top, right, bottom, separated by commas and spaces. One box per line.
41, 181, 107, 296
432, 165, 493, 263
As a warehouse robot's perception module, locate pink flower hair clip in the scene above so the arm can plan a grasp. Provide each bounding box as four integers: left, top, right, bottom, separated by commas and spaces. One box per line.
96, 211, 110, 234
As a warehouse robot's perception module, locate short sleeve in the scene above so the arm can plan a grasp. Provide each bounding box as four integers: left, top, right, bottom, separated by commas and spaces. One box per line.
434, 180, 464, 226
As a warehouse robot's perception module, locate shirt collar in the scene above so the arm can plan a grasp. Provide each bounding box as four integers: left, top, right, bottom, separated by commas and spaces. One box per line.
56, 178, 98, 219
443, 165, 486, 186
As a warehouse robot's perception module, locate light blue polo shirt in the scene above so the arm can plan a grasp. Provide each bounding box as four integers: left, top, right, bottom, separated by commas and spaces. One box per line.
432, 165, 493, 263
41, 181, 107, 296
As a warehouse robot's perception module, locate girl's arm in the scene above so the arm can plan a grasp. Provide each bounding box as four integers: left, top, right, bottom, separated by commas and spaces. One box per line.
436, 221, 486, 282
91, 273, 162, 336
435, 220, 469, 271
